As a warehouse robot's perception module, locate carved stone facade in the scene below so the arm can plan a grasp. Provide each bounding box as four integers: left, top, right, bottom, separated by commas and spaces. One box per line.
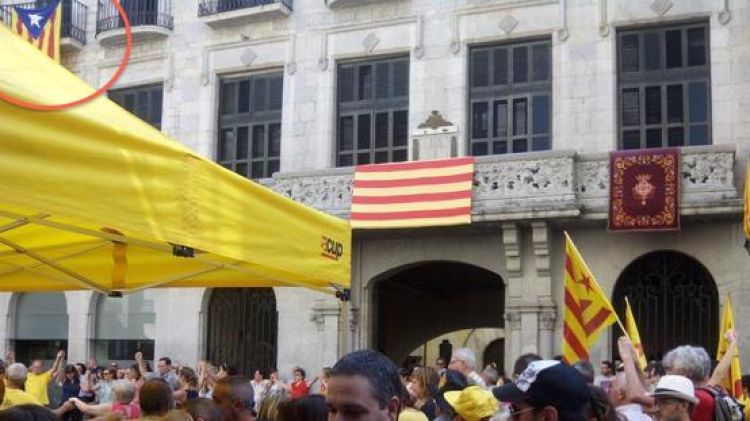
3, 0, 749, 374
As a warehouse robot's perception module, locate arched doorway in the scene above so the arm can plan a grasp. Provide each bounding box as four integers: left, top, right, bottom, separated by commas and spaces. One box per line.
483, 339, 504, 369
93, 291, 156, 367
611, 251, 718, 360
14, 293, 68, 364
373, 261, 504, 367
206, 288, 277, 376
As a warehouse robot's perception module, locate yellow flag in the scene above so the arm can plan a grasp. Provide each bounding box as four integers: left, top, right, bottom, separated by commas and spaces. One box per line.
745, 160, 750, 239
562, 232, 618, 364
717, 296, 745, 399
625, 297, 647, 370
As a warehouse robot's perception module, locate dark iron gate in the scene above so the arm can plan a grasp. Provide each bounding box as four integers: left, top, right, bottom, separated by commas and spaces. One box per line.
207, 288, 277, 377
612, 251, 718, 361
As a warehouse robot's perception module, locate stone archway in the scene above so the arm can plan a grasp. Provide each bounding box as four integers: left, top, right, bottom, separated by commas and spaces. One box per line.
611, 250, 719, 360
372, 261, 504, 365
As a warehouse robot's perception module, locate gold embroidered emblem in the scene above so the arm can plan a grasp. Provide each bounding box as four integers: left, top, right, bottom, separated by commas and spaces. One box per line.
632, 174, 655, 205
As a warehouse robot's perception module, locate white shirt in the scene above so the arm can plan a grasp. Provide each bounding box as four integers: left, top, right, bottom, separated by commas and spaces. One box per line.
616, 403, 652, 421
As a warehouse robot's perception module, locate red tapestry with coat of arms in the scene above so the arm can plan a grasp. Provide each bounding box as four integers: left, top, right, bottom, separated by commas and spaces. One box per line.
609, 148, 680, 231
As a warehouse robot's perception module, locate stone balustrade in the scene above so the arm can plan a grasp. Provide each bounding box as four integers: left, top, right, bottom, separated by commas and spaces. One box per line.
262, 145, 740, 221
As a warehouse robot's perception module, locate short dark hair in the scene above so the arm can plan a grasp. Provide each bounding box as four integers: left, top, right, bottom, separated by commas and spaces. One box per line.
512, 353, 542, 378
294, 368, 306, 378
742, 374, 750, 390
216, 375, 254, 411
600, 361, 614, 370
184, 398, 223, 421
331, 349, 402, 409
159, 357, 172, 366
140, 378, 174, 416
0, 404, 59, 421
278, 395, 327, 421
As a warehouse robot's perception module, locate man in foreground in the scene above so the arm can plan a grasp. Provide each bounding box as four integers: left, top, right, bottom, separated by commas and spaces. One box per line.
326, 349, 402, 421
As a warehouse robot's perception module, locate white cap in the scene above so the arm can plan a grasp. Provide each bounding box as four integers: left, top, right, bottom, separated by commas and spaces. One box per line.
651, 375, 698, 404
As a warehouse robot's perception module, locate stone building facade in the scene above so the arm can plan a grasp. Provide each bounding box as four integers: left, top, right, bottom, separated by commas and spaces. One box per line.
1, 0, 749, 374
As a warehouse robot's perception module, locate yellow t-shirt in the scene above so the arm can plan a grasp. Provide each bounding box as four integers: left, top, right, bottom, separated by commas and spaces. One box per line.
398, 408, 429, 421
1, 388, 42, 409
24, 371, 52, 405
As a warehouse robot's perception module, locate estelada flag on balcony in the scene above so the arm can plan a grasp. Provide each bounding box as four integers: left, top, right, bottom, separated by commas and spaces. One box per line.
8, 0, 62, 62
609, 148, 680, 231
562, 232, 618, 365
350, 157, 475, 229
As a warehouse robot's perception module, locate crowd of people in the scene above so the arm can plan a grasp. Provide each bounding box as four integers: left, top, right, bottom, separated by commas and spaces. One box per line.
0, 334, 747, 421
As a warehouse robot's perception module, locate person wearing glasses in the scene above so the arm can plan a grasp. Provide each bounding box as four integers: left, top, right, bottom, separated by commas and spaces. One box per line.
493, 360, 590, 421
92, 368, 118, 404
651, 375, 697, 421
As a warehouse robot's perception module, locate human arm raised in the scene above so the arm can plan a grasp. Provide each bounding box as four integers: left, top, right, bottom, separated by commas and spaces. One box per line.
708, 329, 738, 386
618, 336, 654, 406
48, 350, 65, 377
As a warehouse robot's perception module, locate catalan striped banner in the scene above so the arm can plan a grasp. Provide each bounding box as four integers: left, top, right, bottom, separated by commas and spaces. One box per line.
7, 0, 62, 62
350, 157, 475, 229
562, 232, 617, 365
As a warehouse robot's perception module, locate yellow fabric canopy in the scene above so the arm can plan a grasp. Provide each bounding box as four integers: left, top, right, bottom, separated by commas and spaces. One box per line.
0, 25, 351, 294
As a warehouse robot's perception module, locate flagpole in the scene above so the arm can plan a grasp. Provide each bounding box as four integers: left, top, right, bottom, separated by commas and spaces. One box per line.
563, 232, 628, 336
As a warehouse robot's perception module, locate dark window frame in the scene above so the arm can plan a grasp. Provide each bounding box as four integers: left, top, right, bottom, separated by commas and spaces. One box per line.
217, 71, 284, 179
617, 21, 711, 149
336, 55, 410, 167
109, 83, 164, 129
468, 38, 552, 156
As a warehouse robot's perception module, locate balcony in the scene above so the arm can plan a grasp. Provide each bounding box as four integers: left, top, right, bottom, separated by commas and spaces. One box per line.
262, 146, 741, 222
61, 0, 87, 52
96, 0, 172, 45
0, 0, 86, 51
198, 0, 292, 28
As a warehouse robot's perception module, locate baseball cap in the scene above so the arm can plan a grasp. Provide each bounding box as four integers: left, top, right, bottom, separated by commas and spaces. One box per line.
444, 386, 499, 421
651, 375, 698, 404
493, 360, 589, 412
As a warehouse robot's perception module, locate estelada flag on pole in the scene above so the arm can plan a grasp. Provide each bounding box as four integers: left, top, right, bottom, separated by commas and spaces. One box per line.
9, 0, 62, 62
625, 297, 648, 370
563, 232, 618, 364
716, 296, 745, 400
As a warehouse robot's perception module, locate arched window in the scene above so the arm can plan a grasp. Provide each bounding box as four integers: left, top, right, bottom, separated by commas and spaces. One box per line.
94, 291, 156, 366
14, 293, 68, 364
612, 251, 718, 360
207, 288, 277, 376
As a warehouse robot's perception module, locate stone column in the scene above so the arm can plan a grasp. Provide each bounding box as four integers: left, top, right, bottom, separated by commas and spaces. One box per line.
532, 222, 556, 358
65, 291, 95, 362
309, 299, 341, 366
502, 223, 524, 369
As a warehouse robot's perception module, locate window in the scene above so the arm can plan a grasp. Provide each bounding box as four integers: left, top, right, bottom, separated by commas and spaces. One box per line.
93, 291, 156, 365
617, 22, 710, 149
336, 56, 409, 167
13, 293, 68, 364
109, 84, 163, 129
218, 72, 283, 179
469, 39, 551, 155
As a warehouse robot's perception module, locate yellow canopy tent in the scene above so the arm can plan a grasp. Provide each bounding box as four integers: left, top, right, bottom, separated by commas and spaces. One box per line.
0, 25, 351, 294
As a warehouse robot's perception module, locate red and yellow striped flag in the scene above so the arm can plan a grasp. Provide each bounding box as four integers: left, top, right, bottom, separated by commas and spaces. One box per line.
350, 157, 475, 229
744, 160, 750, 239
563, 232, 618, 364
717, 296, 745, 400
625, 297, 648, 370
9, 0, 62, 62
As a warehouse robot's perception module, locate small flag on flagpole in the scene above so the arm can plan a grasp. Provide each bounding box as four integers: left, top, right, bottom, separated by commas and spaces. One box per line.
624, 297, 648, 370
716, 296, 745, 400
562, 232, 620, 365
8, 0, 62, 62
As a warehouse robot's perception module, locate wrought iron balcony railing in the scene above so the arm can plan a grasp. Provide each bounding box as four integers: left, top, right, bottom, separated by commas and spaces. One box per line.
198, 0, 293, 17
0, 0, 86, 46
97, 0, 172, 35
